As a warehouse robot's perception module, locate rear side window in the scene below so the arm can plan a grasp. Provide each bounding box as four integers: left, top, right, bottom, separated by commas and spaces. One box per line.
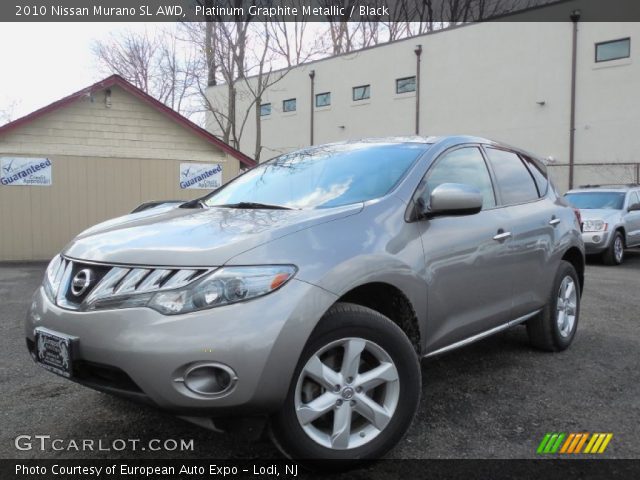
521, 155, 548, 196
426, 147, 496, 209
485, 148, 539, 205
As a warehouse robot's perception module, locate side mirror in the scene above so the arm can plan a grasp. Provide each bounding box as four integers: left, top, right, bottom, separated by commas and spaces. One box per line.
628, 203, 640, 212
420, 183, 483, 218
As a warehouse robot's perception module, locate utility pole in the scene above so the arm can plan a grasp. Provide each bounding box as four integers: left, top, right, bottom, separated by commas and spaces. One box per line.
569, 10, 581, 189
414, 45, 423, 136
309, 70, 315, 145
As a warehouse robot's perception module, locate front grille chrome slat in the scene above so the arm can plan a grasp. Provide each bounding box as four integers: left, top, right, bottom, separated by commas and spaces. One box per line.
114, 268, 151, 295
137, 269, 172, 292
54, 258, 215, 311
162, 269, 199, 289
82, 267, 130, 307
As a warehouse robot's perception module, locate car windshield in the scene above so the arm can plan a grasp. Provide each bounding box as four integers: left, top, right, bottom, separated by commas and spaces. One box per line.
204, 143, 428, 209
564, 191, 625, 210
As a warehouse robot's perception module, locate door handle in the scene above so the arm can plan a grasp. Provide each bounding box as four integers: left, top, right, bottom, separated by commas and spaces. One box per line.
493, 231, 512, 241
549, 218, 561, 226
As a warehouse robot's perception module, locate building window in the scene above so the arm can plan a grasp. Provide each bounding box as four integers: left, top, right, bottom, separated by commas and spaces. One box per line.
595, 38, 630, 62
352, 85, 370, 101
315, 92, 331, 107
283, 98, 296, 112
260, 103, 271, 116
396, 76, 416, 94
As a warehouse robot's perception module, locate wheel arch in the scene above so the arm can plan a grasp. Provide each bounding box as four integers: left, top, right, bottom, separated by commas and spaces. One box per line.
614, 226, 627, 246
326, 282, 423, 355
561, 246, 585, 294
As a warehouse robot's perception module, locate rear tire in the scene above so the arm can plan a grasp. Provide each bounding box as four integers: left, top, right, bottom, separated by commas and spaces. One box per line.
270, 302, 420, 463
527, 260, 580, 352
602, 231, 624, 265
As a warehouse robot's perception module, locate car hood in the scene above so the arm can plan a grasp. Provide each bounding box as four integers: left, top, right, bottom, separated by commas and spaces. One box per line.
578, 208, 622, 222
63, 204, 362, 266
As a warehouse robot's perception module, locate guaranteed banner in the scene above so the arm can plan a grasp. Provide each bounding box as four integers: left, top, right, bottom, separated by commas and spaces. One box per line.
179, 163, 222, 190
0, 157, 52, 186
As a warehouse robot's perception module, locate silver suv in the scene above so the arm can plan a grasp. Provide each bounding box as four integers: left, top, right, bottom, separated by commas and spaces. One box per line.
564, 184, 640, 265
26, 136, 585, 461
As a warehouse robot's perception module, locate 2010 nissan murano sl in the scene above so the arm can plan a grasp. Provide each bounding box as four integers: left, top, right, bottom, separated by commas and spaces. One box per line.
26, 136, 585, 461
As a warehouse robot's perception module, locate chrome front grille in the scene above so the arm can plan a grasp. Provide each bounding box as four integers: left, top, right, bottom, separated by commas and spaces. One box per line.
49, 257, 213, 311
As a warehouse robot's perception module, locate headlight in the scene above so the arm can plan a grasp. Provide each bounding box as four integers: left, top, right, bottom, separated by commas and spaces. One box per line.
582, 220, 608, 232
90, 265, 297, 315
43, 254, 63, 302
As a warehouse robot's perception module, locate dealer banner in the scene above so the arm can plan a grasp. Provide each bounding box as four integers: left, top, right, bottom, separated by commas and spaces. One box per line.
179, 163, 222, 190
0, 157, 52, 186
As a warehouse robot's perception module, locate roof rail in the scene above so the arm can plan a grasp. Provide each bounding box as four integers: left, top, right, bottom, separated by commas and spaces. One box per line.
578, 183, 639, 188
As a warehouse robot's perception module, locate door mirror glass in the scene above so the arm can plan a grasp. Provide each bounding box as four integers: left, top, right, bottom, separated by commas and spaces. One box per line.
628, 203, 640, 212
422, 183, 483, 217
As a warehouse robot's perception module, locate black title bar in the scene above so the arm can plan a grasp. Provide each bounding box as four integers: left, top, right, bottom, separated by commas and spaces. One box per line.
4, 459, 640, 479
3, 0, 640, 22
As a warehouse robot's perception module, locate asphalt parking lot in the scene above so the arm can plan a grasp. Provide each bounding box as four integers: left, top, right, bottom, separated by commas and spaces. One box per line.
1, 253, 639, 461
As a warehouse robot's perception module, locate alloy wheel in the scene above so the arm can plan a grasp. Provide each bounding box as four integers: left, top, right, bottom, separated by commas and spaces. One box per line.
556, 276, 578, 338
614, 236, 624, 263
294, 337, 400, 450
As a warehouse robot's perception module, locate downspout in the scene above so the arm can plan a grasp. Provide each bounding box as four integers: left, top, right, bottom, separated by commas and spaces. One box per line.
414, 45, 423, 135
309, 69, 315, 146
569, 10, 581, 189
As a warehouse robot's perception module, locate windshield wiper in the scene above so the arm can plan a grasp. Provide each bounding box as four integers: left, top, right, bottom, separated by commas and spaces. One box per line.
215, 202, 294, 210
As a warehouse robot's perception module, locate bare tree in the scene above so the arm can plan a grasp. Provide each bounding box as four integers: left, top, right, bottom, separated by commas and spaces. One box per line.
92, 27, 198, 115
157, 30, 200, 114
316, 0, 362, 54
0, 100, 19, 125
185, 20, 249, 147
385, 0, 553, 38
242, 23, 298, 161
185, 17, 300, 160
93, 29, 155, 92
266, 1, 325, 67
93, 0, 552, 160
0, 108, 11, 125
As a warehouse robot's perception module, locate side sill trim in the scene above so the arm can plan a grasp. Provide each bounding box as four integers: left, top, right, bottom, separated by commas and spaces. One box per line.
423, 309, 541, 358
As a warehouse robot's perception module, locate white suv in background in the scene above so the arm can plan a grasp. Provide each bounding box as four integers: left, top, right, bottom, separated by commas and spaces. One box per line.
564, 184, 640, 265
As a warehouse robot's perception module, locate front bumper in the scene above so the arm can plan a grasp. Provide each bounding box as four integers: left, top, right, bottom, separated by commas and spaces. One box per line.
25, 279, 336, 415
581, 230, 611, 254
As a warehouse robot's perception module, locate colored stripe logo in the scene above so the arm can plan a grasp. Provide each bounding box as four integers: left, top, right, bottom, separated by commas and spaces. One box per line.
537, 433, 612, 454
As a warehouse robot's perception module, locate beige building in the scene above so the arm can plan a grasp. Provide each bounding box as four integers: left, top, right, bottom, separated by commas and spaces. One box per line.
0, 75, 254, 261
207, 1, 640, 191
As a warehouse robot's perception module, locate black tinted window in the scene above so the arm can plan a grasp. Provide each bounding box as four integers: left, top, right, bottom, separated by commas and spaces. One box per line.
485, 148, 539, 205
426, 147, 496, 209
521, 155, 548, 196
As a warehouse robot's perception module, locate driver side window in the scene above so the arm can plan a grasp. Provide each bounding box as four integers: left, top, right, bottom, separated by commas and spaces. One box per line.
425, 147, 496, 209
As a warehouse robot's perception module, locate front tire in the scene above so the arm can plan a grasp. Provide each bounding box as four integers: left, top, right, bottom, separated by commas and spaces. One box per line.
270, 303, 421, 462
602, 231, 624, 265
527, 260, 581, 351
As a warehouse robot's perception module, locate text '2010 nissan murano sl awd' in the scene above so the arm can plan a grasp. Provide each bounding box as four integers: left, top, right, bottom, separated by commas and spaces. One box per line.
26, 136, 585, 461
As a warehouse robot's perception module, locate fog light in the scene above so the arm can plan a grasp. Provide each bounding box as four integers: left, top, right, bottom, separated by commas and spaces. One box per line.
183, 363, 237, 396
592, 235, 601, 243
